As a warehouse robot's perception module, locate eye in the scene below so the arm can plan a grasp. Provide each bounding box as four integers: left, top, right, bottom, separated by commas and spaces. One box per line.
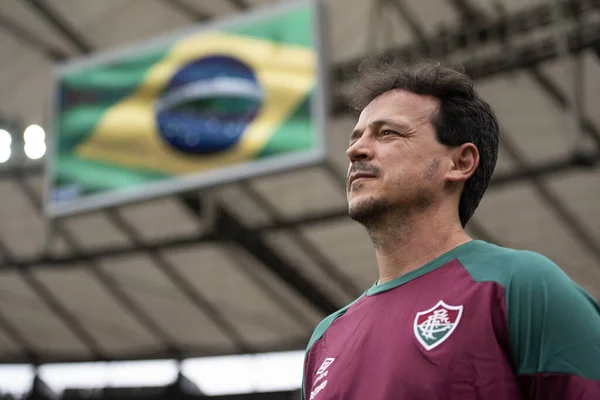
381, 130, 398, 136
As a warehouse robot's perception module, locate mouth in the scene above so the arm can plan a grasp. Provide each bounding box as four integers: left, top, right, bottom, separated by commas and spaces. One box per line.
348, 173, 376, 187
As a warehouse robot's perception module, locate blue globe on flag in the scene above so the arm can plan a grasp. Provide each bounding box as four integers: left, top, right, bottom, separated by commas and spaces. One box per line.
156, 55, 264, 155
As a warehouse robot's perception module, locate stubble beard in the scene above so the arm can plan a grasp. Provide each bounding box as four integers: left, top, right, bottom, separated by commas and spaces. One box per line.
348, 195, 394, 229
347, 158, 441, 248
348, 189, 434, 248
348, 191, 401, 249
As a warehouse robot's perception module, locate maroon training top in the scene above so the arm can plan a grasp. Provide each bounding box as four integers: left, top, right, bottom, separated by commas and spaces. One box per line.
302, 241, 600, 400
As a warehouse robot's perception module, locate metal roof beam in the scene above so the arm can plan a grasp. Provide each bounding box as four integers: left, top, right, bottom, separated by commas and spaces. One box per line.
179, 190, 344, 316
333, 0, 600, 84
501, 136, 600, 266
105, 208, 254, 354
155, 0, 210, 22
15, 180, 184, 357
4, 0, 598, 76
527, 66, 600, 152
386, 0, 426, 41
0, 300, 39, 364
0, 231, 218, 269
0, 181, 105, 360
490, 153, 598, 188
214, 205, 341, 315
0, 11, 68, 61
222, 247, 318, 330
229, 0, 250, 11
0, 336, 305, 365
0, 235, 105, 360
1, 0, 252, 354
239, 181, 362, 299
502, 140, 600, 266
447, 0, 600, 267
331, 20, 600, 114
446, 0, 482, 21
23, 0, 92, 54
0, 152, 597, 271
442, 0, 596, 147
181, 190, 342, 317
0, 165, 39, 180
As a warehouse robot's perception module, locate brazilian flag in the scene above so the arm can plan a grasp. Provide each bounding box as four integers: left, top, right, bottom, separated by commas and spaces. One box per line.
50, 3, 321, 214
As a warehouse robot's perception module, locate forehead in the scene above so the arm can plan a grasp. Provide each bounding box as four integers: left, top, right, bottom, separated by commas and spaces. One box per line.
356, 89, 439, 127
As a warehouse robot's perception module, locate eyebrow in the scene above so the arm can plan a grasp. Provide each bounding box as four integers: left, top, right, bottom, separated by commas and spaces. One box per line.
350, 119, 409, 141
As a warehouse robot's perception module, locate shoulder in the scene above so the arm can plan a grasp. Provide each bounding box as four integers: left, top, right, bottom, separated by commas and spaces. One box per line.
305, 293, 365, 352
457, 241, 567, 290
459, 242, 598, 325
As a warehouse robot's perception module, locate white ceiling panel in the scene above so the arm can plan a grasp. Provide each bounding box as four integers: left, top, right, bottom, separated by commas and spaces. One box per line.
494, 146, 519, 175
48, 0, 191, 51
32, 267, 162, 355
0, 0, 75, 56
250, 166, 347, 220
23, 175, 46, 206
99, 254, 235, 349
557, 51, 600, 153
228, 245, 324, 327
540, 54, 600, 155
117, 198, 203, 242
0, 34, 51, 126
163, 245, 311, 348
61, 213, 131, 250
476, 182, 600, 298
476, 73, 573, 164
324, 0, 411, 63
0, 272, 92, 355
0, 327, 24, 360
0, 28, 22, 75
0, 180, 46, 258
46, 235, 74, 258
214, 184, 274, 228
546, 169, 600, 240
403, 0, 460, 33
302, 219, 377, 290
326, 115, 355, 176
263, 229, 356, 305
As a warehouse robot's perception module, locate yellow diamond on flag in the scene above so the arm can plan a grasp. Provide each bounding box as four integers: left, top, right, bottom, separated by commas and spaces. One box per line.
75, 32, 316, 175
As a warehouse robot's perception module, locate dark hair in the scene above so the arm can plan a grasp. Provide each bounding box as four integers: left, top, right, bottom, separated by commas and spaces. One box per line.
348, 57, 500, 227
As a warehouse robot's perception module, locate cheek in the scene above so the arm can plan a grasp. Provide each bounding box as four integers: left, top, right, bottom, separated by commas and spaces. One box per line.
381, 161, 427, 191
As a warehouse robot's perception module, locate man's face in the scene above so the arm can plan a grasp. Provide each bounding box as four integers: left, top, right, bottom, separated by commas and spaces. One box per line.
346, 89, 451, 225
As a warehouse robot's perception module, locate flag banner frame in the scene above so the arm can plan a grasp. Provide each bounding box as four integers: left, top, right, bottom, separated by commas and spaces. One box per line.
45, 0, 328, 218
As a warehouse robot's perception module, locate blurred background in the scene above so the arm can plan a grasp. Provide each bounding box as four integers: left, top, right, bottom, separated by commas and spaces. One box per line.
0, 0, 599, 399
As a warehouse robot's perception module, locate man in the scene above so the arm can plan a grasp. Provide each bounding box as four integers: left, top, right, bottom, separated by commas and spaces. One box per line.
301, 58, 600, 400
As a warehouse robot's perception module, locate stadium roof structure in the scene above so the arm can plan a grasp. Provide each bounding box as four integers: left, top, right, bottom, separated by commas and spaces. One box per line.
0, 0, 598, 366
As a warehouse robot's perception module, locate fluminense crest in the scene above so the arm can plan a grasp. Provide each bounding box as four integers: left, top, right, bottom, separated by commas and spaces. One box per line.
414, 300, 463, 351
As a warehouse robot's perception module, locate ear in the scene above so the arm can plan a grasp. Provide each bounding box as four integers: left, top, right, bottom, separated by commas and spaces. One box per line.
446, 143, 479, 183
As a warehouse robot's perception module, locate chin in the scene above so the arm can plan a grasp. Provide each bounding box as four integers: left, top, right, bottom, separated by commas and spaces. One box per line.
348, 196, 392, 225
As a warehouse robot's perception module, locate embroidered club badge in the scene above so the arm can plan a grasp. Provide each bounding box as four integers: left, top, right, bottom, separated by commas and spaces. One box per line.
414, 300, 463, 351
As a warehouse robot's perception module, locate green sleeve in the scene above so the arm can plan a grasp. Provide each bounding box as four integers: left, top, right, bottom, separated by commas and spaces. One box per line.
505, 251, 600, 381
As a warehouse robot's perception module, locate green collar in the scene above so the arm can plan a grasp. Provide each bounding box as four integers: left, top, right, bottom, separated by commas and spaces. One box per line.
366, 240, 485, 296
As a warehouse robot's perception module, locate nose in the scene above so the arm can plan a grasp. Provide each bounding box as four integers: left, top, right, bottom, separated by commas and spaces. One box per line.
346, 135, 374, 163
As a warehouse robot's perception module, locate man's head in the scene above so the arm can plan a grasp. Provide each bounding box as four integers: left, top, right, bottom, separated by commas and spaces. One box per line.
346, 58, 499, 229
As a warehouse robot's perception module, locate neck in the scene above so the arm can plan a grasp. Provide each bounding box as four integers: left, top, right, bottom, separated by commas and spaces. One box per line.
367, 205, 472, 284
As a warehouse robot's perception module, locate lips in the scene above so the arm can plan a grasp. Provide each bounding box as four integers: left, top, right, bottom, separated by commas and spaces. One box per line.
348, 172, 376, 186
